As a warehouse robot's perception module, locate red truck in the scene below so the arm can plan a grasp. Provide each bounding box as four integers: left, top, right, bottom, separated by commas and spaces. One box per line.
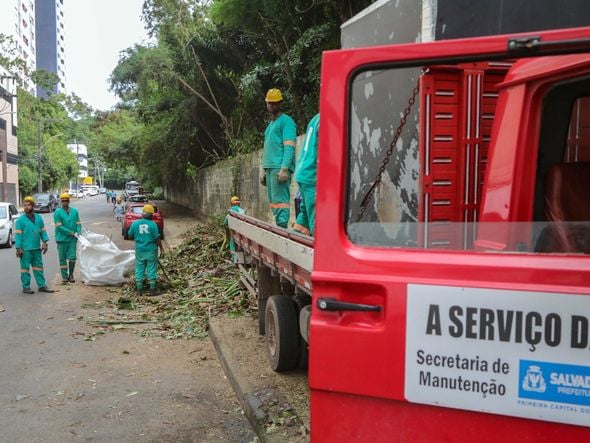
228, 27, 590, 441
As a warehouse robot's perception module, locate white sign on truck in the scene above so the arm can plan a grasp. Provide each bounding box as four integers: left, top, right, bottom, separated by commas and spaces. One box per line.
405, 284, 590, 427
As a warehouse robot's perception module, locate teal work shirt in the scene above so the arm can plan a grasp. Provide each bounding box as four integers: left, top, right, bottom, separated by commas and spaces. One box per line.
54, 207, 82, 242
295, 113, 320, 186
262, 113, 297, 171
224, 205, 245, 226
128, 218, 160, 254
15, 213, 49, 250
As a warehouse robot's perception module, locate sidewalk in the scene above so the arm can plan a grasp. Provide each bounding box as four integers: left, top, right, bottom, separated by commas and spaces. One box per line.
209, 315, 310, 442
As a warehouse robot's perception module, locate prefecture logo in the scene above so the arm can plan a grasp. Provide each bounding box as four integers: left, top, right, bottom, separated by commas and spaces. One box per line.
519, 360, 590, 407
522, 365, 546, 393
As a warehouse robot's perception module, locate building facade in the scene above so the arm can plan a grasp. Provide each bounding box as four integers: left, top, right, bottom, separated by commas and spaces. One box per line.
0, 0, 38, 95
35, 0, 66, 97
0, 77, 20, 204
67, 143, 88, 179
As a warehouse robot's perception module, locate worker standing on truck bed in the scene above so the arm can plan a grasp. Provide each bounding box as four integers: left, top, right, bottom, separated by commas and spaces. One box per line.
293, 113, 320, 236
261, 88, 297, 228
14, 196, 55, 294
128, 204, 164, 296
54, 193, 82, 284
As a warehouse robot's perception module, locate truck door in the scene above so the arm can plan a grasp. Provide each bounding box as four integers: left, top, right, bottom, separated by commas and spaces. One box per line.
310, 28, 590, 442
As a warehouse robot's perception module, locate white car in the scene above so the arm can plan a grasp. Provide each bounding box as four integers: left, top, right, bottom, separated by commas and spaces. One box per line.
0, 202, 19, 248
68, 189, 85, 198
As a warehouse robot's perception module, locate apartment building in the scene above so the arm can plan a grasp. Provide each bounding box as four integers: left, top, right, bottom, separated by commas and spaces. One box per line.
0, 0, 37, 95
67, 143, 88, 179
36, 0, 66, 97
0, 76, 19, 204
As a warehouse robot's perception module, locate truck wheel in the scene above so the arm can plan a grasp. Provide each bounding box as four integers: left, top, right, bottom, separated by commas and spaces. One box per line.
265, 295, 299, 372
256, 262, 281, 335
293, 294, 311, 369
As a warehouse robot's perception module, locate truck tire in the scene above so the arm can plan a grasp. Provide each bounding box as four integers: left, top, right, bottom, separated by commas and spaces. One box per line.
293, 294, 312, 369
256, 262, 281, 335
265, 295, 299, 372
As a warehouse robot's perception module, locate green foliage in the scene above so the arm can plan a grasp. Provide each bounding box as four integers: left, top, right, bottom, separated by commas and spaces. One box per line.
102, 0, 375, 190
16, 88, 86, 196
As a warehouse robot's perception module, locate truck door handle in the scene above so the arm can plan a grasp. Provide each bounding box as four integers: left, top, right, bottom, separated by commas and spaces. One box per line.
317, 297, 382, 312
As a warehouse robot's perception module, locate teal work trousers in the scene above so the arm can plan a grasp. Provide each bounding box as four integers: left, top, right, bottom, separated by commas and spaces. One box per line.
294, 183, 316, 236
265, 168, 291, 228
57, 241, 77, 279
20, 249, 46, 289
136, 250, 158, 290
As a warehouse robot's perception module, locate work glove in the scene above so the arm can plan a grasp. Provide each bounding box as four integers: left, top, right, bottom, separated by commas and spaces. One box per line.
16, 248, 24, 259
260, 171, 266, 187
41, 242, 48, 255
277, 168, 289, 183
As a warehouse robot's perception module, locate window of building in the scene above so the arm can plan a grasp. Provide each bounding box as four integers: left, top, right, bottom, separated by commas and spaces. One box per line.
22, 19, 27, 28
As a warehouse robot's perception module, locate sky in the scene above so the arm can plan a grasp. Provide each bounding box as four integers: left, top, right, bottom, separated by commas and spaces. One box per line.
65, 0, 149, 111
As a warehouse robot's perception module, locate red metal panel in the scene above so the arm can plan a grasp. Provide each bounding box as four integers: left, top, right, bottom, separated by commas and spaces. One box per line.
419, 64, 509, 249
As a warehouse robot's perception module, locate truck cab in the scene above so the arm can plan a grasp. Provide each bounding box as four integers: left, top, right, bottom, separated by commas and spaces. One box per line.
310, 27, 590, 440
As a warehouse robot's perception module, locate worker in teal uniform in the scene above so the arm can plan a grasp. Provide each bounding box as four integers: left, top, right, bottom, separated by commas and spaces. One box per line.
15, 196, 55, 294
54, 192, 82, 284
224, 196, 246, 260
293, 113, 320, 236
128, 204, 164, 296
261, 88, 297, 228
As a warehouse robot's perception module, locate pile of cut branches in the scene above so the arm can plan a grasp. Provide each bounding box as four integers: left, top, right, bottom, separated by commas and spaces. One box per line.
98, 222, 256, 339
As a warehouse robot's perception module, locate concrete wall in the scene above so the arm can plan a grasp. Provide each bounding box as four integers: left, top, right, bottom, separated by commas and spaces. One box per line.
165, 136, 303, 223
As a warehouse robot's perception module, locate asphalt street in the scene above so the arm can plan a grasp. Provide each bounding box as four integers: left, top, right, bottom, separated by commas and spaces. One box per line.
0, 195, 254, 442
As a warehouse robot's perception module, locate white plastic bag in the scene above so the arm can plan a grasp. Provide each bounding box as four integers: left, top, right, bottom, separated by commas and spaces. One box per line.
77, 231, 135, 285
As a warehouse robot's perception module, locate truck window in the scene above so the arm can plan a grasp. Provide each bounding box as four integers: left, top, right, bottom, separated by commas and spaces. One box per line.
346, 59, 590, 254
534, 86, 590, 254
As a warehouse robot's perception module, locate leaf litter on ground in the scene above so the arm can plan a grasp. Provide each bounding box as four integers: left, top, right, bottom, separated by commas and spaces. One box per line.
84, 221, 256, 340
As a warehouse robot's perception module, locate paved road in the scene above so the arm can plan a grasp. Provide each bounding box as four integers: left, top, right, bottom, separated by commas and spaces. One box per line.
0, 196, 254, 442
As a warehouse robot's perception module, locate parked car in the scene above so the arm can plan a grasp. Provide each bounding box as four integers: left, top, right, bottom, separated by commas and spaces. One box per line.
81, 185, 99, 196
0, 202, 19, 248
99, 187, 106, 194
68, 189, 85, 199
122, 203, 164, 240
33, 193, 58, 212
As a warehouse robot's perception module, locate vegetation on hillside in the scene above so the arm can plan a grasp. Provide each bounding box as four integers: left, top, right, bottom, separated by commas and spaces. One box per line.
2, 1, 375, 194
100, 0, 374, 190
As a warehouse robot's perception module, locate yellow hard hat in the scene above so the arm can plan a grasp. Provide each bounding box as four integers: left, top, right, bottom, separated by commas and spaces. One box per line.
60, 192, 70, 200
143, 204, 155, 214
24, 196, 35, 204
265, 88, 283, 103
231, 196, 240, 204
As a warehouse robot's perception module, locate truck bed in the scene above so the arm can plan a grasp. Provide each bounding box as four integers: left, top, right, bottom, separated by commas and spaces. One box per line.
228, 213, 314, 295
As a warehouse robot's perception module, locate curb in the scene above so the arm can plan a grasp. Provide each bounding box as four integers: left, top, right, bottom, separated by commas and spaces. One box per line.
209, 319, 279, 443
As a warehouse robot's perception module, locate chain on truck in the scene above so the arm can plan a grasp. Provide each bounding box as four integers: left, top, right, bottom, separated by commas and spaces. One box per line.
228, 26, 590, 442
